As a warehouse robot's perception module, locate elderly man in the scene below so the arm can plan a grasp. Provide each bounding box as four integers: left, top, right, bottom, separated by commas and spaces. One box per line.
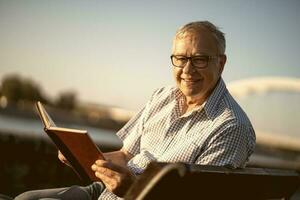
15, 21, 255, 200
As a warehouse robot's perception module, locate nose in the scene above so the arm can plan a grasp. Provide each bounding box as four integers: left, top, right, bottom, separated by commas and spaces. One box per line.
182, 59, 195, 74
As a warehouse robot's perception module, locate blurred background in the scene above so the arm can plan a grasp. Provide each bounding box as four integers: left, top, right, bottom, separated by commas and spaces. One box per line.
0, 0, 300, 198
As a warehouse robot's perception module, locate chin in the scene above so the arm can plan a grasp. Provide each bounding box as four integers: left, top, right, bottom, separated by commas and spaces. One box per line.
181, 87, 203, 97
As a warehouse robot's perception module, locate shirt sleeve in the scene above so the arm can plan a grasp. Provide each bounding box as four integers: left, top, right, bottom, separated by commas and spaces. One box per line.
116, 88, 162, 156
195, 123, 255, 168
116, 106, 146, 156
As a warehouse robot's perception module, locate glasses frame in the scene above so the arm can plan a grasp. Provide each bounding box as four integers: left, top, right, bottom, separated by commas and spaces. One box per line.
170, 54, 221, 69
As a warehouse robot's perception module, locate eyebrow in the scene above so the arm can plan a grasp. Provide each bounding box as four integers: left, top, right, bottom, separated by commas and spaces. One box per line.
174, 54, 208, 57
193, 53, 210, 56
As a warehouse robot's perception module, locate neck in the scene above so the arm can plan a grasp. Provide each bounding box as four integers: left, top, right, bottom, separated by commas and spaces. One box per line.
181, 96, 205, 114
185, 96, 205, 108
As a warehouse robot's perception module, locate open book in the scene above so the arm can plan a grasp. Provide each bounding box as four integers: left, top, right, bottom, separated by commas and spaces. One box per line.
36, 101, 105, 183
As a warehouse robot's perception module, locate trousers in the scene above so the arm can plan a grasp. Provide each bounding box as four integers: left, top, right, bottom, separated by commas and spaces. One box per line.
14, 182, 104, 200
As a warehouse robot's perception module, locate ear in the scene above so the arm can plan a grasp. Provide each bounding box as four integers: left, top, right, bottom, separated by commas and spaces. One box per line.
218, 54, 227, 75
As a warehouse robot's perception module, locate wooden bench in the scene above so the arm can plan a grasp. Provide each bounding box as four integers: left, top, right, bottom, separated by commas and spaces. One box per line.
124, 162, 300, 200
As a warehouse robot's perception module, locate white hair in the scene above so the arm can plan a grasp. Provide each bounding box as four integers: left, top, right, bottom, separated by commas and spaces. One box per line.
175, 21, 226, 54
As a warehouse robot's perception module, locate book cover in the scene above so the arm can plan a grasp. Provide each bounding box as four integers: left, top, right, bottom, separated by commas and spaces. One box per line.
36, 101, 105, 182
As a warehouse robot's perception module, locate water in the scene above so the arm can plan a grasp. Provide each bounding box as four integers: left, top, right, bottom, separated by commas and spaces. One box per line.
236, 91, 300, 139
1, 91, 299, 146
0, 114, 122, 147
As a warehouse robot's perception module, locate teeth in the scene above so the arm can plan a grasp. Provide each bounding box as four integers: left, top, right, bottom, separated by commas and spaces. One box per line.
183, 79, 197, 82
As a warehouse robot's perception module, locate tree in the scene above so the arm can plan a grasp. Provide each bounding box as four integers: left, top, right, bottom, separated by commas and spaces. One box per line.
21, 79, 47, 103
55, 91, 77, 110
1, 74, 23, 104
0, 74, 48, 105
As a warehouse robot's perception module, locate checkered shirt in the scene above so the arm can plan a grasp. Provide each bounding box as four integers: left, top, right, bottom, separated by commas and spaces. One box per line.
99, 78, 256, 200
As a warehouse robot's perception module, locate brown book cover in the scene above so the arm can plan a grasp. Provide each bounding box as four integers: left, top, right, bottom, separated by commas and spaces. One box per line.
36, 101, 105, 183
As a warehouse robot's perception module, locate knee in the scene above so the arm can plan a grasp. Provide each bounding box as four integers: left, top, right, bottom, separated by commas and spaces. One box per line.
14, 190, 40, 200
0, 194, 13, 200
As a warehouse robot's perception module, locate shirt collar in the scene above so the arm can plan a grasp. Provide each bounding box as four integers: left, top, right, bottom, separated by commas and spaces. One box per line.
204, 78, 227, 119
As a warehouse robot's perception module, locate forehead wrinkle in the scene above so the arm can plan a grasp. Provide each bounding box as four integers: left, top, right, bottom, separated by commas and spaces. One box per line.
172, 33, 197, 55
173, 29, 219, 55
173, 35, 216, 56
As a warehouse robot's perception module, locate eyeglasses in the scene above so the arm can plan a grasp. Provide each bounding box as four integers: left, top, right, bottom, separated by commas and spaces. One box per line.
170, 55, 219, 69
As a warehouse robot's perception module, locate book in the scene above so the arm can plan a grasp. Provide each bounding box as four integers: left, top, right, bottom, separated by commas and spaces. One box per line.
36, 101, 105, 183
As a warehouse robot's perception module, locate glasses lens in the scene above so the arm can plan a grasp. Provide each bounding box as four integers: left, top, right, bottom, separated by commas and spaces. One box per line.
171, 55, 211, 68
172, 56, 187, 67
191, 56, 209, 68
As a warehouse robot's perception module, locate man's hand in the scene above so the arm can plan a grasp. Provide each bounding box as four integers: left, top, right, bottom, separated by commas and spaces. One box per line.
91, 159, 136, 197
103, 149, 132, 168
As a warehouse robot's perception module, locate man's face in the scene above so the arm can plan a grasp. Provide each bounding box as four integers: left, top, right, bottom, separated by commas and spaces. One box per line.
172, 30, 226, 102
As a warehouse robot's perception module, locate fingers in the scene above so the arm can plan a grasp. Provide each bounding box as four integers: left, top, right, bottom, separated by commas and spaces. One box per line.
91, 161, 122, 193
95, 171, 120, 193
94, 160, 125, 173
91, 159, 135, 196
92, 163, 116, 178
91, 160, 124, 180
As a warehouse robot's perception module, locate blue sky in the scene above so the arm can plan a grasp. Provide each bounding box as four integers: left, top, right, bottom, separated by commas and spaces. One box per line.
0, 0, 299, 110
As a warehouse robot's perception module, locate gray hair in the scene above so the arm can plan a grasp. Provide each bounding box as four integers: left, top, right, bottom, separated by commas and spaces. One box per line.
175, 21, 226, 54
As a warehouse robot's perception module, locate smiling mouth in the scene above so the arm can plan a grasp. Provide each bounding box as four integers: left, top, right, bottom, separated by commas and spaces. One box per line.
181, 78, 202, 83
